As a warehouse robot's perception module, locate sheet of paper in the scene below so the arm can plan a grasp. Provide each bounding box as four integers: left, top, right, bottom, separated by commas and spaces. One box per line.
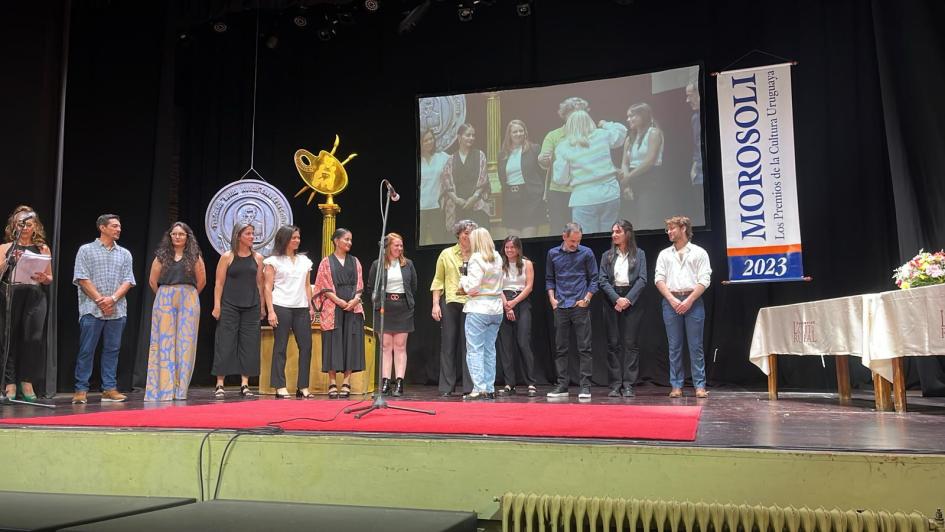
11, 250, 51, 285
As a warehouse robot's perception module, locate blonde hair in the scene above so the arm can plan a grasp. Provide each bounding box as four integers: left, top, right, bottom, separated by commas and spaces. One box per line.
469, 227, 499, 262
384, 232, 407, 268
4, 206, 47, 246
665, 215, 693, 240
563, 110, 596, 148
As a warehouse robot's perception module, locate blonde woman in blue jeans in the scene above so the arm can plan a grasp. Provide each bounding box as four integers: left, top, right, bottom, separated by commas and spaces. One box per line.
459, 227, 505, 400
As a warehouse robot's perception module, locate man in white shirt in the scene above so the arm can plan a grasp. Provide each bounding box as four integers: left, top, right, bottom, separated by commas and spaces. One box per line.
653, 215, 711, 398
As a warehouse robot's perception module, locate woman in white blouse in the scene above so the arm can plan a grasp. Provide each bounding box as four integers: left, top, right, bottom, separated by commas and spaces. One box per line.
459, 227, 505, 400
419, 128, 450, 245
367, 233, 418, 397
497, 235, 537, 397
263, 225, 315, 399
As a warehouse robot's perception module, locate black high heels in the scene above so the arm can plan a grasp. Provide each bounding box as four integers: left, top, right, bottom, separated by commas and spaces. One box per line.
296, 388, 315, 399
380, 378, 391, 396
392, 378, 404, 397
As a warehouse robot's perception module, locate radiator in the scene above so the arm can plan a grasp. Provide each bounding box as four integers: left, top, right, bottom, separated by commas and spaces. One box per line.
499, 493, 944, 532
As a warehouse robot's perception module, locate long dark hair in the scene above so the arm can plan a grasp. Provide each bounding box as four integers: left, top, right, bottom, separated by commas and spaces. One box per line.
272, 225, 305, 257
501, 235, 526, 275
608, 219, 637, 270
154, 222, 201, 274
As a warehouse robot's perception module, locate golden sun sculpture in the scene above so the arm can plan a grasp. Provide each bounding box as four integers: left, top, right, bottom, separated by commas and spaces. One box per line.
293, 135, 357, 205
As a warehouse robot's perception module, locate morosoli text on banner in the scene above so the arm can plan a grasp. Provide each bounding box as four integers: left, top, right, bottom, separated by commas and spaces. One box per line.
716, 63, 803, 282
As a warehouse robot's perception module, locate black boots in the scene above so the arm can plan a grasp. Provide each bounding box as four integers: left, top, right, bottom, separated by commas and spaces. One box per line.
381, 378, 391, 396
392, 378, 404, 397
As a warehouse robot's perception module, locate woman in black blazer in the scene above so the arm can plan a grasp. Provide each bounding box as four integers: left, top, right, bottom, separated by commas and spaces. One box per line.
367, 233, 418, 396
498, 119, 546, 238
599, 219, 647, 397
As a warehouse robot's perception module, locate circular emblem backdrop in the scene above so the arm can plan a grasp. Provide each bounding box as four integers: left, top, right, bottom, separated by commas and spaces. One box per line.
205, 179, 293, 256
418, 95, 466, 152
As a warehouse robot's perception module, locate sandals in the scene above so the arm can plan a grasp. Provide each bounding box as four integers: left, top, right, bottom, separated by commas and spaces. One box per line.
296, 388, 315, 399
240, 384, 254, 397
214, 385, 225, 399
340, 383, 351, 399
328, 383, 339, 399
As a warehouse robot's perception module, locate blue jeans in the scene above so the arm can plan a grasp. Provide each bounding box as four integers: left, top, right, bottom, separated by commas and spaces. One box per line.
571, 198, 620, 234
75, 314, 126, 392
661, 298, 706, 389
464, 312, 502, 393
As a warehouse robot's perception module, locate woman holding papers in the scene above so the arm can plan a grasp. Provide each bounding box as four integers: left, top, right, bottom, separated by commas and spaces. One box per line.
0, 206, 53, 402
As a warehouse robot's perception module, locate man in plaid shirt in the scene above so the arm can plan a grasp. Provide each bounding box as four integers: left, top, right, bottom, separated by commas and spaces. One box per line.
71, 214, 135, 404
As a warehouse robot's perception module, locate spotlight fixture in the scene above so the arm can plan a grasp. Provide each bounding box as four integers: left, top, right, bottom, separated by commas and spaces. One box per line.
293, 14, 308, 27
212, 20, 228, 33
398, 0, 431, 34
457, 5, 474, 21
316, 14, 338, 41
515, 1, 531, 17
363, 0, 380, 12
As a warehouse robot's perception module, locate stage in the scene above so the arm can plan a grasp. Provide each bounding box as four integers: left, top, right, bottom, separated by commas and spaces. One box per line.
1, 385, 943, 524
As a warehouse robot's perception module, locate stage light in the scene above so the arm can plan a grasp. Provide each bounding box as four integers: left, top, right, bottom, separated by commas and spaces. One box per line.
398, 0, 431, 34
265, 34, 279, 49
317, 14, 338, 41
515, 1, 532, 17
212, 20, 228, 33
457, 5, 474, 21
364, 0, 380, 12
293, 14, 308, 27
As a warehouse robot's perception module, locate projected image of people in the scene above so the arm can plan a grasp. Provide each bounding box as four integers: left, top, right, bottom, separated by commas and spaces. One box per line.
539, 97, 589, 234
419, 128, 450, 245
442, 124, 492, 232
498, 120, 545, 238
552, 110, 627, 234
619, 103, 664, 226
415, 64, 707, 245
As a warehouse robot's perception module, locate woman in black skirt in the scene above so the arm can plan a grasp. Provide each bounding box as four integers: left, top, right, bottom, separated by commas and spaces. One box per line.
313, 228, 364, 399
211, 222, 265, 398
367, 232, 417, 397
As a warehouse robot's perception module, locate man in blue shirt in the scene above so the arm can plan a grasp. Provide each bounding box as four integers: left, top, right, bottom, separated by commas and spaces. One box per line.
71, 214, 135, 404
545, 222, 598, 399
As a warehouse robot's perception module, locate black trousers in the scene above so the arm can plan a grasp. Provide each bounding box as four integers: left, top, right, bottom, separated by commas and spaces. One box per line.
212, 301, 261, 377
498, 299, 536, 386
270, 305, 312, 389
604, 288, 644, 388
553, 306, 593, 388
438, 301, 472, 393
1, 284, 47, 385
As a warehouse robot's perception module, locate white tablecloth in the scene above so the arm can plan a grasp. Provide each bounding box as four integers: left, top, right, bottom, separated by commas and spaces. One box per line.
749, 284, 945, 382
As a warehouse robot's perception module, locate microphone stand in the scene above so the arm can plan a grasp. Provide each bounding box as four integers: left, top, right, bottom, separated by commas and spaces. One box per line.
0, 223, 55, 408
345, 182, 435, 419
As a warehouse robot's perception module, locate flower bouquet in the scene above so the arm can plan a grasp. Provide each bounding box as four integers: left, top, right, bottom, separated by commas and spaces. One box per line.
892, 250, 945, 289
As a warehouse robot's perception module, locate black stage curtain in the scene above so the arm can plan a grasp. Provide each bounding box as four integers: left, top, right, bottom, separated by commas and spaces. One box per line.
12, 0, 940, 392
0, 1, 66, 397
872, 0, 945, 396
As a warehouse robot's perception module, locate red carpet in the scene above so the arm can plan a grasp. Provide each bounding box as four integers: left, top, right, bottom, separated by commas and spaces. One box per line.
0, 400, 702, 441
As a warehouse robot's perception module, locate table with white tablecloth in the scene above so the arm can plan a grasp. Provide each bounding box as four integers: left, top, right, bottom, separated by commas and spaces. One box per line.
749, 284, 945, 412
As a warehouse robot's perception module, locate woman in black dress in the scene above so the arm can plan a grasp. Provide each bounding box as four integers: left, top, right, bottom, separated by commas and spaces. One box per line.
211, 222, 265, 398
313, 228, 365, 399
0, 206, 53, 402
367, 232, 417, 397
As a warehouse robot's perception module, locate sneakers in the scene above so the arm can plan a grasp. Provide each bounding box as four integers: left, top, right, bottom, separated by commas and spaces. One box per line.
101, 389, 127, 402
71, 391, 88, 404
607, 386, 622, 398
622, 385, 635, 398
578, 387, 592, 399
546, 385, 569, 398
463, 391, 483, 401
527, 385, 537, 397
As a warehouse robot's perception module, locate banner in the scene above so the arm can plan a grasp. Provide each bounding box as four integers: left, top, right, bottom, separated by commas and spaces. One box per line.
717, 63, 804, 282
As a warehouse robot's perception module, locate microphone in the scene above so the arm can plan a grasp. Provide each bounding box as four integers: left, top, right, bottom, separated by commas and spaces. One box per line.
16, 213, 35, 227
383, 180, 400, 202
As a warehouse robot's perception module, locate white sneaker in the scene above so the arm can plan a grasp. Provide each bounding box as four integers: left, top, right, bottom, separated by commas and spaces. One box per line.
578, 387, 591, 399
